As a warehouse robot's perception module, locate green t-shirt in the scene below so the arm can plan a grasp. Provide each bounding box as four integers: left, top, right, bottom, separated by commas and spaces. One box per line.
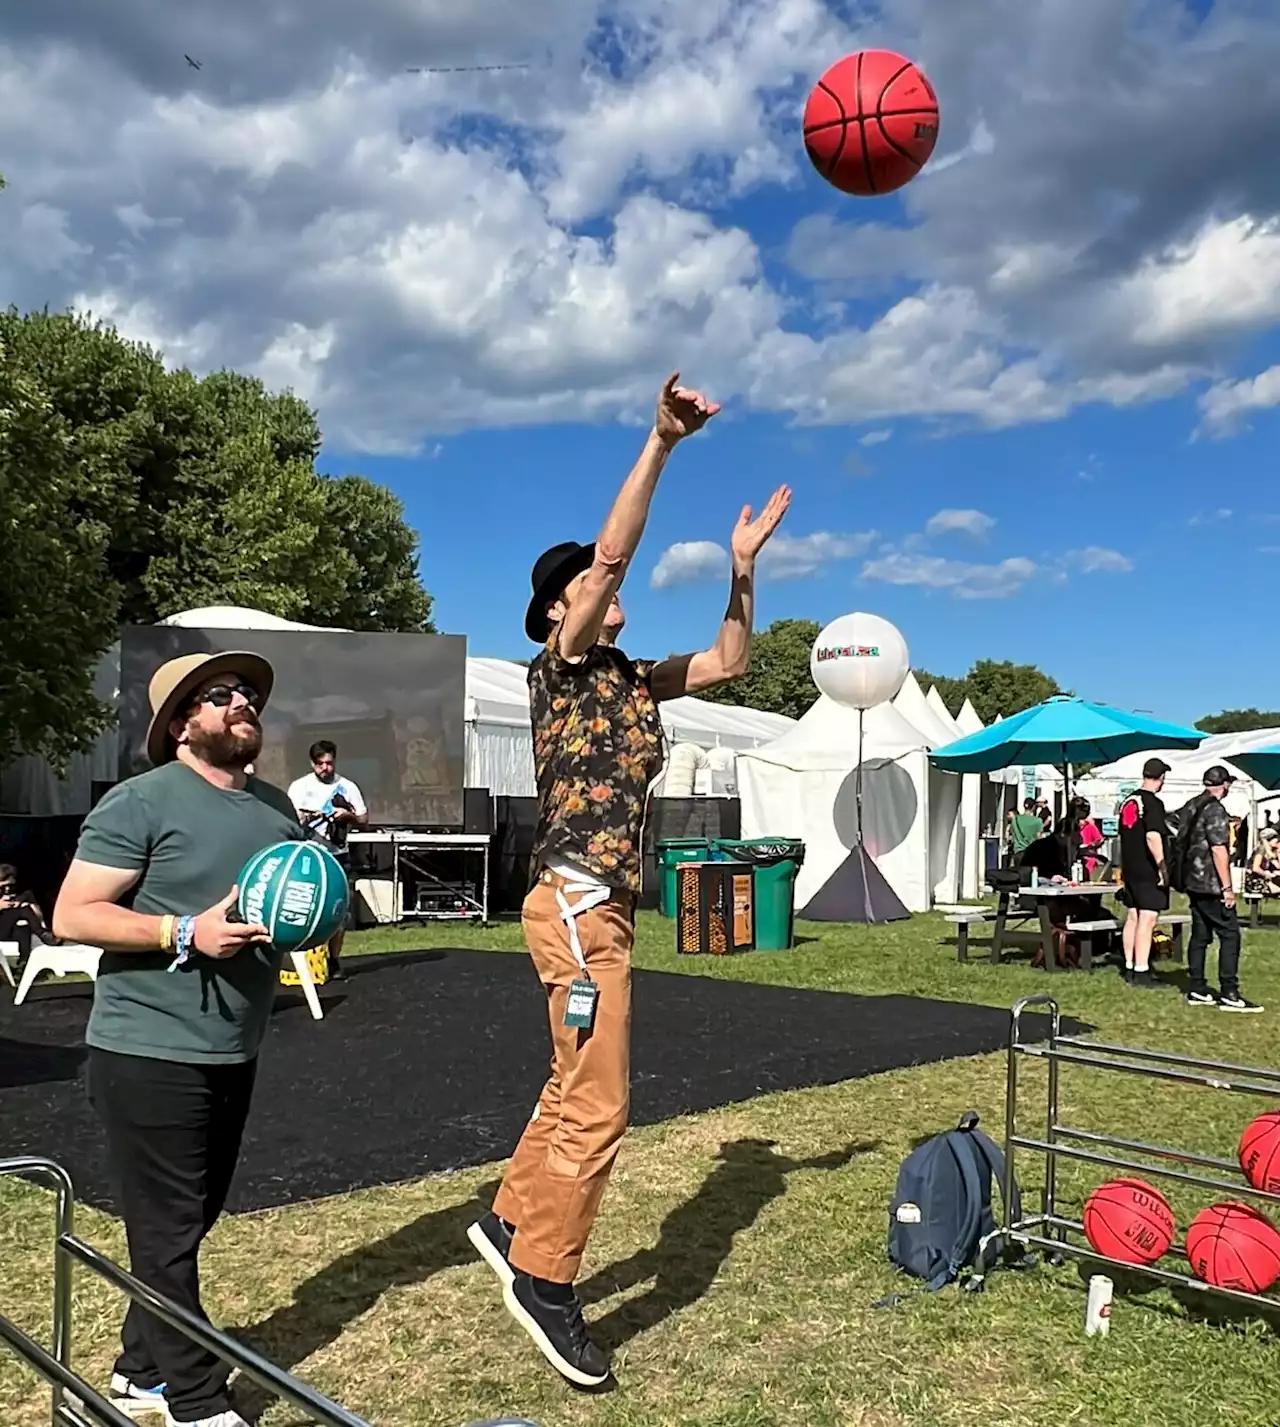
76, 761, 303, 1065
1010, 813, 1045, 855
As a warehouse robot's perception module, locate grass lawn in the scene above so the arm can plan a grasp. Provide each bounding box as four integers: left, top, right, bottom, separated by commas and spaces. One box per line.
3, 910, 1280, 1427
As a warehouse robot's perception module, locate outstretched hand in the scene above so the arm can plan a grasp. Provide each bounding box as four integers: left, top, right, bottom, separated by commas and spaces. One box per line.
730, 484, 792, 569
655, 372, 721, 446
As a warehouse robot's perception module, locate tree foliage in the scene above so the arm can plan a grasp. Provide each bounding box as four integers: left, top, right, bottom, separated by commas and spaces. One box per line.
1196, 708, 1280, 735
698, 618, 821, 721
0, 308, 434, 767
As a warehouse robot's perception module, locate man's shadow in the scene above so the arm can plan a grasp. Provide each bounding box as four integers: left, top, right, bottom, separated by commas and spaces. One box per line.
229, 1179, 498, 1421
578, 1137, 878, 1352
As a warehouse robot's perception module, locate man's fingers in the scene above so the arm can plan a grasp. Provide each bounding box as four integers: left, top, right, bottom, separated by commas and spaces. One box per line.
662, 371, 680, 397
220, 886, 239, 908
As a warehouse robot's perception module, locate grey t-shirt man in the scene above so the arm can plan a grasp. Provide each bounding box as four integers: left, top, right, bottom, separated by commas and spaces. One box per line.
76, 760, 302, 1064
1182, 793, 1231, 896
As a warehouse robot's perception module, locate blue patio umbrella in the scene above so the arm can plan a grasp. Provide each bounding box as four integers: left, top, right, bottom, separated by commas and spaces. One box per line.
929, 696, 1203, 777
1220, 746, 1280, 791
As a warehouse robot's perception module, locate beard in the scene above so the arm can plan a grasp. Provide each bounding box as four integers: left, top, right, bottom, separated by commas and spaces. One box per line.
184, 713, 262, 769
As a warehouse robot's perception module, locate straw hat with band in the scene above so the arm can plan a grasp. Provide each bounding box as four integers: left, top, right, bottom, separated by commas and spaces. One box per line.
525, 541, 597, 644
146, 651, 275, 768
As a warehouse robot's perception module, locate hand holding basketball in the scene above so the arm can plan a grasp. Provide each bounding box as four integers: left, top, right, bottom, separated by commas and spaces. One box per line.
655, 372, 721, 447
194, 887, 269, 958
731, 485, 793, 569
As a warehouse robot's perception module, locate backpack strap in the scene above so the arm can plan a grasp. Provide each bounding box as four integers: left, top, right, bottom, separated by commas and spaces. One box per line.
928, 1129, 986, 1290
966, 1128, 1021, 1271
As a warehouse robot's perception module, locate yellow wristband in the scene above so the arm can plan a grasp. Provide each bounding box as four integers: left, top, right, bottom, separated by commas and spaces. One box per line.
160, 914, 175, 952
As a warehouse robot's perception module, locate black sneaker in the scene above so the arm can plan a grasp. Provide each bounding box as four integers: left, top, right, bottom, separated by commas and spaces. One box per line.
1129, 970, 1168, 990
1220, 994, 1264, 1013
466, 1211, 515, 1287
1186, 989, 1218, 1007
503, 1274, 610, 1387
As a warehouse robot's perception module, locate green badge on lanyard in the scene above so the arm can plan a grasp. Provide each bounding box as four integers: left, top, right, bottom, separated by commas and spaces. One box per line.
564, 977, 599, 1029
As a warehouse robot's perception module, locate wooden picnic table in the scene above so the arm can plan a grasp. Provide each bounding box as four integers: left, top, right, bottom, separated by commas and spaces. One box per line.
988, 880, 1121, 972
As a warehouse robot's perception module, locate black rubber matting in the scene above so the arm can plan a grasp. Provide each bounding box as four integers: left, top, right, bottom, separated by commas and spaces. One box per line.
0, 950, 1072, 1213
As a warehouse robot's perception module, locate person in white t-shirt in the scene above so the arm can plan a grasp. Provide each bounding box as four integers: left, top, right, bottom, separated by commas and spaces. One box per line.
286, 740, 367, 978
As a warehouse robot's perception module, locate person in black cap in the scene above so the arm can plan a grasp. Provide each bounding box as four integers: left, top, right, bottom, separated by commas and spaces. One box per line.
1116, 757, 1172, 988
467, 372, 790, 1387
1179, 765, 1262, 1011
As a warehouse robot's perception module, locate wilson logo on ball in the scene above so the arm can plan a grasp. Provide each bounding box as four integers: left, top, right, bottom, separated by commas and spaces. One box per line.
238, 840, 349, 954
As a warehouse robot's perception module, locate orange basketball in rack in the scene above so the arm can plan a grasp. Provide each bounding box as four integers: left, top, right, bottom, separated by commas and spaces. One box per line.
1185, 1202, 1280, 1294
803, 50, 940, 196
1082, 1178, 1176, 1265
1239, 1110, 1280, 1194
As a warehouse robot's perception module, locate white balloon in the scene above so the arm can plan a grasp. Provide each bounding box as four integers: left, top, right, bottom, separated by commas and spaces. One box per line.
810, 613, 910, 710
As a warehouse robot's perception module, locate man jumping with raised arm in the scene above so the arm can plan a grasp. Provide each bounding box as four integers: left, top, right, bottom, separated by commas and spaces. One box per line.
467, 373, 790, 1386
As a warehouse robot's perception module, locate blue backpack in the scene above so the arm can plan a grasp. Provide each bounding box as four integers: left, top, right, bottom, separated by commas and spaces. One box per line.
885, 1111, 1025, 1295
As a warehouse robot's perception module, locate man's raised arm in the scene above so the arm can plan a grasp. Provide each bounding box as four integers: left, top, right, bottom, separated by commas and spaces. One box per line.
559, 374, 720, 660
650, 485, 791, 700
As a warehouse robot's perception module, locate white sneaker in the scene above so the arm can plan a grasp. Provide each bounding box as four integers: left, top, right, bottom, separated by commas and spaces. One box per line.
109, 1374, 167, 1416
164, 1411, 250, 1427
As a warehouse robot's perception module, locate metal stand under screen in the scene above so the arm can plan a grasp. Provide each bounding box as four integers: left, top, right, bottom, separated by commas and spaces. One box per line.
800, 707, 910, 924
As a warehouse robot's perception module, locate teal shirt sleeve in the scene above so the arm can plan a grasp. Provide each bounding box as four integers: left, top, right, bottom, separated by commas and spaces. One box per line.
75, 782, 150, 870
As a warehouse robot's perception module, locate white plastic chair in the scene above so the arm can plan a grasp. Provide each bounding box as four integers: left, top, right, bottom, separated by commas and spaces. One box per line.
287, 950, 324, 1021
15, 942, 103, 1004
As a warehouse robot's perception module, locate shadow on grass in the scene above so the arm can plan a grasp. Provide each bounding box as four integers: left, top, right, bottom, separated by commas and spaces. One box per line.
1069, 1258, 1280, 1335
229, 1177, 500, 1420
578, 1136, 879, 1352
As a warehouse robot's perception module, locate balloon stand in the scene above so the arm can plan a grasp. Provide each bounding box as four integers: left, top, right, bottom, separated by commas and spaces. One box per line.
799, 708, 910, 925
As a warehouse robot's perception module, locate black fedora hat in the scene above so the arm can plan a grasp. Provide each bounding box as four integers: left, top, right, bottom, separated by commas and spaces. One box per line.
525, 540, 596, 643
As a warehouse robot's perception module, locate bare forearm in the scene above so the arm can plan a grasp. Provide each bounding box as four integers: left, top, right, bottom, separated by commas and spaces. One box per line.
1212, 846, 1232, 891
595, 429, 674, 566
1146, 831, 1164, 869
713, 562, 754, 678
53, 900, 165, 951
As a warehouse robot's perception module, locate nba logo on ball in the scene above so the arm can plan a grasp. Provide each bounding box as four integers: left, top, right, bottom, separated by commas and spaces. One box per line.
238, 840, 349, 954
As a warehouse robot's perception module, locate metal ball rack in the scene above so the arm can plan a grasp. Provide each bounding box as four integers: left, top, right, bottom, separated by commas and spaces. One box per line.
1003, 993, 1280, 1312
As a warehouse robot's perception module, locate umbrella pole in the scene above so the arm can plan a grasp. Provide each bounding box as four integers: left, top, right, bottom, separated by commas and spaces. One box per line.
856, 708, 865, 846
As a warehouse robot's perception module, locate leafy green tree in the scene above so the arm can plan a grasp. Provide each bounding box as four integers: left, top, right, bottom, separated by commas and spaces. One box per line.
1196, 708, 1280, 735
698, 618, 821, 720
0, 309, 433, 766
914, 659, 1065, 722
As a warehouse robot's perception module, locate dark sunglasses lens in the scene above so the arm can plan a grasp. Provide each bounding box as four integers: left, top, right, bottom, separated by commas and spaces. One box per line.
201, 683, 260, 708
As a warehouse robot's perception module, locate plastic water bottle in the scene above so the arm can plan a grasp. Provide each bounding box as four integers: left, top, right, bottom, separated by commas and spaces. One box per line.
1072, 859, 1084, 883
1085, 1274, 1113, 1336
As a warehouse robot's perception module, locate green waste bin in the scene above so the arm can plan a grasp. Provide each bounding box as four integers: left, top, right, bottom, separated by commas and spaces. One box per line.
711, 838, 805, 950
656, 838, 712, 918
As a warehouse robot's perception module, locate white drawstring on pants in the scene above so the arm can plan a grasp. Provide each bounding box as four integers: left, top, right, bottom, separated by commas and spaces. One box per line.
554, 880, 611, 975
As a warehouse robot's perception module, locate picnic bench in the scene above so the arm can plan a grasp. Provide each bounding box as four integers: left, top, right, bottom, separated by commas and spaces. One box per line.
1242, 891, 1277, 927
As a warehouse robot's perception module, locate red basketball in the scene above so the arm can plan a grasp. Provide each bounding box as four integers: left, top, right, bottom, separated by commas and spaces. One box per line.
803, 50, 939, 196
1082, 1178, 1176, 1265
1239, 1111, 1280, 1194
1185, 1202, 1280, 1294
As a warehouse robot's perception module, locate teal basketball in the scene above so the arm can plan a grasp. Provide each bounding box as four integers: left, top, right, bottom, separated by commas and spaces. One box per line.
237, 840, 349, 954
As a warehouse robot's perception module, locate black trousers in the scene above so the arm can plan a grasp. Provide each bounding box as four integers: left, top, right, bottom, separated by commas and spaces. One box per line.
1187, 892, 1242, 998
87, 1049, 256, 1421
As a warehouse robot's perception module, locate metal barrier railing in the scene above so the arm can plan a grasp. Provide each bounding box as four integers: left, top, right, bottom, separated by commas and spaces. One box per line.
0, 1156, 537, 1427
1003, 995, 1280, 1313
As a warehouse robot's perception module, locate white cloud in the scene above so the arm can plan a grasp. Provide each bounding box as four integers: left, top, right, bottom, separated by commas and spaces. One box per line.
651, 528, 875, 587
1198, 364, 1280, 436
650, 541, 729, 589
1187, 508, 1233, 527
925, 508, 995, 539
859, 428, 893, 446
756, 530, 877, 581
3, 0, 1280, 451
861, 552, 1037, 600
1067, 546, 1134, 574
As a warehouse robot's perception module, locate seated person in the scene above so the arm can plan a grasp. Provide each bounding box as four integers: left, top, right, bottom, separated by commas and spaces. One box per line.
0, 864, 53, 968
1246, 828, 1280, 896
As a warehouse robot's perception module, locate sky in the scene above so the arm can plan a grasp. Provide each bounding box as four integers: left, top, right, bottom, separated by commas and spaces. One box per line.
3, 0, 1280, 725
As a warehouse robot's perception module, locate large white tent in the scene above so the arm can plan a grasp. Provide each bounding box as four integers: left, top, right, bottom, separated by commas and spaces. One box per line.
1076, 727, 1280, 823
736, 695, 933, 914
1, 607, 796, 814
893, 673, 963, 905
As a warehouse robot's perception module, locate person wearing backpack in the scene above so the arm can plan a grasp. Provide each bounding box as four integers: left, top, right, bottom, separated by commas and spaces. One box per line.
1180, 766, 1262, 1012
1117, 758, 1172, 989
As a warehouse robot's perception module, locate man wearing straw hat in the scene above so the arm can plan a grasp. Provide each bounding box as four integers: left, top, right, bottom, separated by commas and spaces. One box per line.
54, 651, 301, 1427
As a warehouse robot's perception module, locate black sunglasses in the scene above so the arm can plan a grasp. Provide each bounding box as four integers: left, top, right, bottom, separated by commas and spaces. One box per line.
191, 682, 262, 711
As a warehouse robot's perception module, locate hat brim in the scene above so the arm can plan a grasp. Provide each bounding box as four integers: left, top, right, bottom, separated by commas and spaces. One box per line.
146, 650, 276, 767
524, 543, 597, 643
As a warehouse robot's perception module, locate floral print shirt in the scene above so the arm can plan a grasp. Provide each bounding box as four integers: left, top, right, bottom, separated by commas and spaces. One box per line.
528, 630, 666, 892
